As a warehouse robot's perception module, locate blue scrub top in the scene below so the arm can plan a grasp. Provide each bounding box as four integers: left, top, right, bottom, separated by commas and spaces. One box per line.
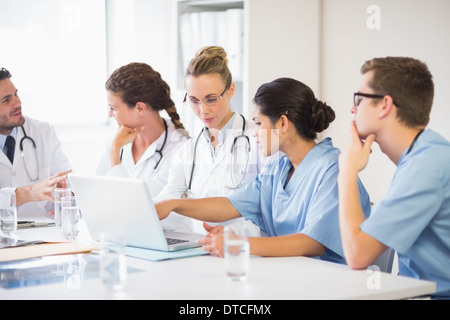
361, 129, 450, 299
228, 138, 371, 264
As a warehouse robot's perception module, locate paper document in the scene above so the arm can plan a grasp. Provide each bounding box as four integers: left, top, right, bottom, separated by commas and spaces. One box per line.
0, 242, 97, 262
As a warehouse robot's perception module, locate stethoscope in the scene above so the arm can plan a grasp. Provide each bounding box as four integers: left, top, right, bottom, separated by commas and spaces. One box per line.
181, 114, 250, 199
19, 125, 39, 181
119, 118, 168, 170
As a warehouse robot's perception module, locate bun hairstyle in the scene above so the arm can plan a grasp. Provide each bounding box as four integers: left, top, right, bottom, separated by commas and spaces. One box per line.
185, 46, 232, 87
106, 62, 184, 129
253, 78, 335, 140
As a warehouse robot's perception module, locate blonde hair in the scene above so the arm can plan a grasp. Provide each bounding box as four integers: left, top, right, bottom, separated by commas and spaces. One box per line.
185, 46, 232, 87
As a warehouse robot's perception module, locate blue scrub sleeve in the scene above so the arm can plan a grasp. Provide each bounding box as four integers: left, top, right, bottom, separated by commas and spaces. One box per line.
299, 164, 344, 260
227, 174, 265, 231
361, 162, 442, 254
300, 165, 371, 262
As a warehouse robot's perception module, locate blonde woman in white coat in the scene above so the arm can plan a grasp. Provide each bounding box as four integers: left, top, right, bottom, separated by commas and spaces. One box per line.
156, 47, 270, 234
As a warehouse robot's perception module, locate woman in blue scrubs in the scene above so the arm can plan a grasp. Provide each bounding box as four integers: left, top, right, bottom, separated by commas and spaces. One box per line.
156, 78, 371, 263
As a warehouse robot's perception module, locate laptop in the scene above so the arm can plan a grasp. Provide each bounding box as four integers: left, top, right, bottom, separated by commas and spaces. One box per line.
68, 174, 203, 252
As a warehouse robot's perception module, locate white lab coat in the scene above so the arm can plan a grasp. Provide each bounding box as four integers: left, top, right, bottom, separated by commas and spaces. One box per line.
96, 118, 190, 230
156, 112, 269, 234
0, 116, 72, 220
97, 119, 189, 195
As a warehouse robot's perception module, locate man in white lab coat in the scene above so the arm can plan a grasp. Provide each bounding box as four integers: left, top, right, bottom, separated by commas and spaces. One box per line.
0, 67, 72, 221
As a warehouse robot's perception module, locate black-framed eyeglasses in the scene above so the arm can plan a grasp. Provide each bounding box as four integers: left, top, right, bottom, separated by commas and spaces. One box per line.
183, 83, 231, 107
354, 92, 400, 108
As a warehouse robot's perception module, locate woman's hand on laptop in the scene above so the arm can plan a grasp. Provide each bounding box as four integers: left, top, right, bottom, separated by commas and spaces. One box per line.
198, 223, 225, 257
154, 199, 175, 220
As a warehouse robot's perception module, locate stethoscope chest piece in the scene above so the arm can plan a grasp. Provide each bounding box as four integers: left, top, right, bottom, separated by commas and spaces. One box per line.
180, 190, 194, 200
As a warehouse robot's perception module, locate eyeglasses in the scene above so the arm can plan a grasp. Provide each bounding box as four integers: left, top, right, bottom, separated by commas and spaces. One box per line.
354, 92, 400, 108
183, 83, 230, 107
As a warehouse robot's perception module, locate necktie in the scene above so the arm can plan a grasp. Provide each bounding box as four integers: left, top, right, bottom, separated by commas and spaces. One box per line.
5, 135, 15, 164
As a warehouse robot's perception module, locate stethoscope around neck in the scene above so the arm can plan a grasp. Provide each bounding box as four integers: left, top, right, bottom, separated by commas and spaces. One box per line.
120, 119, 168, 170
180, 114, 250, 199
19, 125, 39, 181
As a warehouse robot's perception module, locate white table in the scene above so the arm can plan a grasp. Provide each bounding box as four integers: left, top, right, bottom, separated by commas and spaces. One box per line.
0, 226, 436, 300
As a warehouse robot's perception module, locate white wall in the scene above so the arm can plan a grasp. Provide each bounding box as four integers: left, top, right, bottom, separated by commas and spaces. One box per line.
58, 0, 177, 175
245, 0, 321, 118
107, 0, 176, 85
321, 0, 450, 201
16, 0, 450, 192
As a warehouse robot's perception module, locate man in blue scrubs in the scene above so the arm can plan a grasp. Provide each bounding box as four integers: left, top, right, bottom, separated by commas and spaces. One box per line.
338, 57, 450, 299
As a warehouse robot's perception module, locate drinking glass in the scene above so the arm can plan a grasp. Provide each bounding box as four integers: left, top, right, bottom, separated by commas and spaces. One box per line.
224, 223, 250, 281
99, 233, 127, 290
61, 206, 81, 241
0, 190, 17, 236
61, 195, 76, 208
53, 188, 71, 229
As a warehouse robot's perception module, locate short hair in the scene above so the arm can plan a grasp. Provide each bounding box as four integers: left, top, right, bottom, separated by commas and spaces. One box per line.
361, 57, 434, 127
0, 68, 12, 81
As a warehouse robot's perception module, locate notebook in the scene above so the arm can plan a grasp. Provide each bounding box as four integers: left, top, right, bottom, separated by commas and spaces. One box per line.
68, 174, 203, 252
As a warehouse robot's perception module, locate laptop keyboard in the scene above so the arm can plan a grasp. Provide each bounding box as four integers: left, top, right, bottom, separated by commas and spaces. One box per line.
166, 237, 189, 245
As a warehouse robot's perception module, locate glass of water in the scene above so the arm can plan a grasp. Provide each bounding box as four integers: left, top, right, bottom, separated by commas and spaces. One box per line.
0, 190, 17, 236
60, 195, 78, 239
224, 223, 250, 281
61, 195, 76, 208
61, 206, 81, 241
99, 233, 127, 290
53, 188, 72, 229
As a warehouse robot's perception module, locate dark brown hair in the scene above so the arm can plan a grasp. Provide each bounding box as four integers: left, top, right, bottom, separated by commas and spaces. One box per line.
254, 78, 335, 140
106, 62, 184, 129
0, 67, 12, 81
